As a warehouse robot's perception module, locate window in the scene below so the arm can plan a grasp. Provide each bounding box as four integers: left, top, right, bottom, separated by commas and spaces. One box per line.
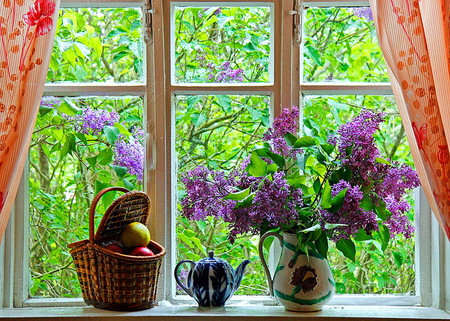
0, 0, 449, 314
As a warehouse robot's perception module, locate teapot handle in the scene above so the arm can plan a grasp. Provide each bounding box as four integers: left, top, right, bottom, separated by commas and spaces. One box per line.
174, 260, 196, 297
258, 231, 283, 297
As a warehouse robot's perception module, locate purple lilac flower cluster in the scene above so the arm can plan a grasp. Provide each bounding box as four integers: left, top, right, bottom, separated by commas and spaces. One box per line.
323, 109, 420, 240
321, 180, 378, 241
40, 96, 61, 109
263, 106, 301, 157
113, 127, 145, 182
180, 167, 303, 241
330, 109, 385, 181
207, 61, 244, 83
180, 106, 420, 247
70, 106, 120, 135
352, 7, 374, 22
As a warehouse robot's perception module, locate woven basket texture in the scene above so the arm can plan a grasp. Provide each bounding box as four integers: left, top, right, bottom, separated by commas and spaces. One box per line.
68, 187, 166, 311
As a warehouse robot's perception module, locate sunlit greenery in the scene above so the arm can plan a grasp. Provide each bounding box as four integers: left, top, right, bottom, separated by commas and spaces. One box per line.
29, 6, 415, 298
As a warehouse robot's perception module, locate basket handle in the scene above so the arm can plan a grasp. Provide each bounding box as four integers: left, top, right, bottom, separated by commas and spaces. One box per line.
89, 187, 130, 244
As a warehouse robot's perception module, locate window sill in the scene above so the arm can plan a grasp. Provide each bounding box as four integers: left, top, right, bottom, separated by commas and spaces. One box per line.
0, 305, 449, 321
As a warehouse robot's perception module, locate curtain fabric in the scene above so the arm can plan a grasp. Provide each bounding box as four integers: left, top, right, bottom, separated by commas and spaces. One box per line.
369, 0, 450, 239
0, 0, 60, 243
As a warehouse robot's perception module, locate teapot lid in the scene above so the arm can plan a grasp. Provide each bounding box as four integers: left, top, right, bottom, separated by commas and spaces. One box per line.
200, 250, 227, 265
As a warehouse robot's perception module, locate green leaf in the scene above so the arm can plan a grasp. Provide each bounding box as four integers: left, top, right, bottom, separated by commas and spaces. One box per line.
375, 157, 391, 165
122, 178, 135, 190
75, 133, 88, 146
300, 224, 321, 233
191, 113, 207, 127
224, 187, 250, 201
293, 136, 317, 148
60, 135, 76, 159
284, 132, 298, 146
234, 194, 255, 209
191, 237, 206, 254
321, 143, 335, 155
306, 45, 324, 66
374, 200, 388, 220
360, 194, 374, 211
393, 251, 404, 268
111, 165, 128, 178
217, 95, 231, 112
247, 151, 268, 177
39, 106, 53, 117
98, 149, 113, 165
313, 178, 321, 194
353, 229, 374, 241
314, 231, 329, 259
104, 126, 120, 145
324, 223, 347, 230
178, 233, 194, 247
377, 225, 391, 251
57, 100, 79, 115
86, 156, 97, 168
336, 238, 356, 262
267, 151, 285, 168
328, 187, 348, 213
320, 180, 332, 208
94, 180, 109, 196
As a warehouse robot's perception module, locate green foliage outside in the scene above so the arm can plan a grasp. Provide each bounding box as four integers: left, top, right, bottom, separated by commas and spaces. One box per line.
29, 6, 415, 298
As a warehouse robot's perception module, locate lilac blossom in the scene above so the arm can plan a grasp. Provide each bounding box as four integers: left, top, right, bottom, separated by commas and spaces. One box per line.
179, 107, 420, 248
384, 195, 414, 238
113, 127, 144, 182
68, 107, 120, 135
207, 61, 244, 83
263, 106, 301, 157
180, 166, 303, 242
321, 180, 378, 241
330, 109, 385, 182
352, 7, 373, 22
40, 96, 61, 108
180, 166, 237, 221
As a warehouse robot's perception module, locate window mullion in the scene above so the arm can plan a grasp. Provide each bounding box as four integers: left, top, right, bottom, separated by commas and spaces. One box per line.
43, 83, 146, 96
300, 82, 393, 95
147, 0, 171, 302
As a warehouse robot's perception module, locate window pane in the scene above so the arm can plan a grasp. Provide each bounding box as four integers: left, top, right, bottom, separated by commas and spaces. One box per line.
175, 94, 270, 295
48, 8, 143, 83
29, 96, 144, 298
173, 6, 272, 84
303, 7, 389, 83
303, 95, 415, 294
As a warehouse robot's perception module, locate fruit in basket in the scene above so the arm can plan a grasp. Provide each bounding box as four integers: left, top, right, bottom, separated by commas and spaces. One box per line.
130, 246, 155, 256
103, 242, 126, 254
120, 222, 151, 248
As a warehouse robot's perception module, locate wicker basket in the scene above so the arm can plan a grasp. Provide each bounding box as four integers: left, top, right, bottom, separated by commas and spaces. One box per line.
68, 187, 166, 311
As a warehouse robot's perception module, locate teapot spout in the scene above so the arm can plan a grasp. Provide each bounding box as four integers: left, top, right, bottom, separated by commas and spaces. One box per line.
233, 259, 251, 293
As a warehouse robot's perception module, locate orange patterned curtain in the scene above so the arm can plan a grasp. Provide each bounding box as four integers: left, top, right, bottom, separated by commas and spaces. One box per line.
0, 0, 60, 242
369, 0, 450, 239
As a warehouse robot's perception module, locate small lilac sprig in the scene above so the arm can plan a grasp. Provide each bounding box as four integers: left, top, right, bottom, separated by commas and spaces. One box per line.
66, 106, 120, 135
207, 61, 244, 83
113, 127, 145, 182
352, 7, 373, 22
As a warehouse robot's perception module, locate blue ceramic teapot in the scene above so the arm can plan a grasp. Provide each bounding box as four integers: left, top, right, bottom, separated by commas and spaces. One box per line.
174, 251, 250, 307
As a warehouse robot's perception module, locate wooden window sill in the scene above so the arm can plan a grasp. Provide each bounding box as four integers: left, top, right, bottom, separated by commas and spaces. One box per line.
0, 305, 449, 320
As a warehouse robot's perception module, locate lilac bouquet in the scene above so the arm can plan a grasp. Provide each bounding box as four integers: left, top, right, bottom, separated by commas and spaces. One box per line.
180, 107, 420, 260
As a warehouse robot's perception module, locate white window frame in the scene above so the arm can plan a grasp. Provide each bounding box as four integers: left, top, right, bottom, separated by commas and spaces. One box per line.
0, 0, 449, 316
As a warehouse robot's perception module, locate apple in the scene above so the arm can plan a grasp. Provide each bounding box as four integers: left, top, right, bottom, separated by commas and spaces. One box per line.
130, 246, 154, 256
103, 243, 126, 254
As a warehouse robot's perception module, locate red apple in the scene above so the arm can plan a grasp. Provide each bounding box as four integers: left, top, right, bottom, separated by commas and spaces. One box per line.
103, 243, 126, 254
130, 246, 154, 256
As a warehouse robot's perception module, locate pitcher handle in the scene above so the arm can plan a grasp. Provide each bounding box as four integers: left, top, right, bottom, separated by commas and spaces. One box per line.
174, 260, 195, 297
258, 231, 283, 296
